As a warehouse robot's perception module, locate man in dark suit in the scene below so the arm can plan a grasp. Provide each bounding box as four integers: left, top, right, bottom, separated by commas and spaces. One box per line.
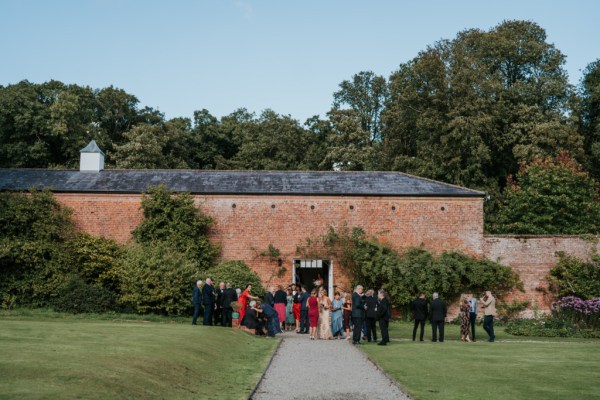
365, 289, 378, 342
352, 285, 366, 344
202, 278, 215, 326
376, 289, 391, 345
221, 282, 237, 327
411, 292, 428, 341
192, 280, 203, 325
214, 282, 225, 326
430, 292, 447, 342
299, 286, 310, 334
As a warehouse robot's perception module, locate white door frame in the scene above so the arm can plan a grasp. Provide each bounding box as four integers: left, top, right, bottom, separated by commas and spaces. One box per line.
292, 259, 333, 299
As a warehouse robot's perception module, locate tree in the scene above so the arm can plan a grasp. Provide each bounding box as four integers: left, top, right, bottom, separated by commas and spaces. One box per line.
332, 71, 388, 143
579, 59, 600, 179
382, 20, 582, 192
491, 153, 600, 234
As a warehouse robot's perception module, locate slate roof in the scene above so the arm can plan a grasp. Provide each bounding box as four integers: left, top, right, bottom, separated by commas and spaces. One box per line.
0, 169, 485, 197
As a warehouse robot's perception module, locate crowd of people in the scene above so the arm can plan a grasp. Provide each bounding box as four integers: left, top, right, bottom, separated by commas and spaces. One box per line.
193, 278, 498, 344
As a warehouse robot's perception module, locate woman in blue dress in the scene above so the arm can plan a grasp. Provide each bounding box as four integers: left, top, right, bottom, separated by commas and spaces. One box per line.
331, 292, 344, 339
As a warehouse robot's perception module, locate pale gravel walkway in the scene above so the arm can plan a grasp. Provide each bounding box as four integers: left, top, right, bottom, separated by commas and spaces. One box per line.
251, 331, 410, 400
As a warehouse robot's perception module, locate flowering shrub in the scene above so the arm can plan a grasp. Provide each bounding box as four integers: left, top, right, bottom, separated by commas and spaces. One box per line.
553, 296, 600, 330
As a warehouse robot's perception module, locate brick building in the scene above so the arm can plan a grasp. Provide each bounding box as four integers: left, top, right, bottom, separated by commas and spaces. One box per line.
0, 141, 597, 314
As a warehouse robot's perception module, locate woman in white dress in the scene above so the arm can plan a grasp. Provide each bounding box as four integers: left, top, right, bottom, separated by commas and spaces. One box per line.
317, 289, 333, 340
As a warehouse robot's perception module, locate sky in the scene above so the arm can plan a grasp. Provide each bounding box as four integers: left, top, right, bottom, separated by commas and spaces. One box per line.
1, 0, 599, 123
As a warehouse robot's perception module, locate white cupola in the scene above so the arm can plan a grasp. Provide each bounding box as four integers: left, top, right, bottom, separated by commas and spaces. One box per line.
79, 140, 105, 172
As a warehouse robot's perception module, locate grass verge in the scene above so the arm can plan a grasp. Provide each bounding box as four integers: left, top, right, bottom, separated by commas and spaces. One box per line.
360, 321, 600, 400
0, 310, 279, 399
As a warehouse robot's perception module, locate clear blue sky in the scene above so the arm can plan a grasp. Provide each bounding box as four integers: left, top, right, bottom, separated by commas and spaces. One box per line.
1, 0, 599, 123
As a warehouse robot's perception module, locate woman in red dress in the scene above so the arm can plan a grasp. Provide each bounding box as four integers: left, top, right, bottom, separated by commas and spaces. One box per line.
307, 289, 320, 340
238, 284, 258, 326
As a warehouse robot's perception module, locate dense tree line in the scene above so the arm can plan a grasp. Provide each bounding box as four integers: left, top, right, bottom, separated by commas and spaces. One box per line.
1, 20, 599, 233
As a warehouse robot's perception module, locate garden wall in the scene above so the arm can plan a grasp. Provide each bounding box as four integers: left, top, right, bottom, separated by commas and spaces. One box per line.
483, 235, 599, 316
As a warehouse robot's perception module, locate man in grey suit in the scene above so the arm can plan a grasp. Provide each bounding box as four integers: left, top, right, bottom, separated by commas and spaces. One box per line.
352, 285, 366, 344
430, 292, 447, 342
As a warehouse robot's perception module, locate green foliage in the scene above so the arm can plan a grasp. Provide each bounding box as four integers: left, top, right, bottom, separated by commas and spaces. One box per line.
491, 154, 600, 234
117, 243, 199, 315
579, 59, 600, 180
66, 233, 123, 291
497, 300, 531, 322
505, 318, 600, 338
51, 276, 118, 314
0, 190, 73, 242
132, 185, 219, 270
548, 252, 600, 299
300, 226, 521, 308
382, 20, 581, 193
206, 260, 265, 298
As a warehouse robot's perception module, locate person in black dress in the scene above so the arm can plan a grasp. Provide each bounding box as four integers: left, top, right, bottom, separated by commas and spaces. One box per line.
213, 281, 225, 326
221, 282, 238, 327
411, 292, 428, 341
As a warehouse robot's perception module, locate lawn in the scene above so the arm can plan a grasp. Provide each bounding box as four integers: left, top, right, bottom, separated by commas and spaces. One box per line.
0, 310, 279, 400
361, 321, 600, 400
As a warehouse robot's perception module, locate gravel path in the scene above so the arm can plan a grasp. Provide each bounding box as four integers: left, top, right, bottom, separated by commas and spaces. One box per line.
251, 331, 410, 400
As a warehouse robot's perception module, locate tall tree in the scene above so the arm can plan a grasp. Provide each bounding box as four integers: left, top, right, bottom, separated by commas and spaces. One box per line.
579, 59, 600, 179
382, 20, 582, 191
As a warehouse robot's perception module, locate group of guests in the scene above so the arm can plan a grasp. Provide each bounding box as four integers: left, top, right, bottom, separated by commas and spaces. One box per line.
236, 282, 391, 344
410, 290, 497, 342
194, 278, 497, 344
192, 278, 240, 327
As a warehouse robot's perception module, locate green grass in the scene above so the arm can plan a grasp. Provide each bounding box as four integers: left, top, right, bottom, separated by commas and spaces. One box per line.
361, 321, 600, 400
0, 310, 279, 400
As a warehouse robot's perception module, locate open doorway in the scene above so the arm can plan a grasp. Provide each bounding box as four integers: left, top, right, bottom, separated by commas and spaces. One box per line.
292, 259, 333, 297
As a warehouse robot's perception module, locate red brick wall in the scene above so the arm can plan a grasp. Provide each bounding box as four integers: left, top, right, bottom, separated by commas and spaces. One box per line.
54, 193, 484, 290
483, 235, 599, 316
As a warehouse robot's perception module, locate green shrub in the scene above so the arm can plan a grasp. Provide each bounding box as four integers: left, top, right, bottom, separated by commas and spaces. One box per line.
117, 243, 200, 315
206, 260, 265, 298
505, 318, 600, 338
132, 185, 219, 270
67, 233, 123, 291
548, 252, 600, 299
51, 276, 119, 314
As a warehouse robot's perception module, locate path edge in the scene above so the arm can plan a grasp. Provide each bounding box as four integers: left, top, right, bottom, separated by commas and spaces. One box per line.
247, 337, 283, 400
360, 347, 414, 400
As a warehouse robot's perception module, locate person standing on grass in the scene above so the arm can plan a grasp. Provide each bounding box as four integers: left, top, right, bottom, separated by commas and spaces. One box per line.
214, 282, 225, 326
430, 292, 447, 342
238, 284, 259, 326
352, 285, 366, 345
460, 295, 472, 342
202, 277, 215, 326
411, 292, 428, 341
264, 286, 275, 307
365, 289, 378, 343
468, 293, 478, 341
376, 289, 391, 346
192, 280, 203, 325
221, 282, 237, 327
299, 285, 310, 334
480, 290, 496, 342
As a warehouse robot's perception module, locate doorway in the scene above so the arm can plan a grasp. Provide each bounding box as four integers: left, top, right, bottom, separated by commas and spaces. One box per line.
292, 259, 333, 297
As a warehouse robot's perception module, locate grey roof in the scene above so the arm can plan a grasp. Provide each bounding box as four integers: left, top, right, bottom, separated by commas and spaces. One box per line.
0, 169, 485, 197
80, 140, 105, 155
